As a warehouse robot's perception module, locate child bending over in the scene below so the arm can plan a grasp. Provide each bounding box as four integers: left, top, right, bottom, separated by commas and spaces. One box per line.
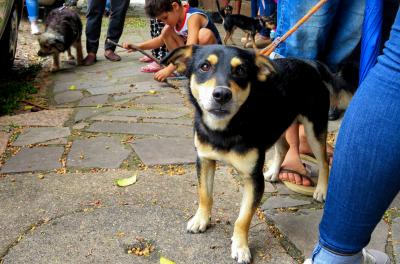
123, 0, 222, 82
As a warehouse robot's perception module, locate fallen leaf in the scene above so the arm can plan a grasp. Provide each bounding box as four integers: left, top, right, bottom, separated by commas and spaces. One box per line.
24, 105, 33, 110
115, 174, 137, 187
148, 90, 157, 95
69, 85, 77, 90
96, 104, 103, 108
160, 256, 176, 264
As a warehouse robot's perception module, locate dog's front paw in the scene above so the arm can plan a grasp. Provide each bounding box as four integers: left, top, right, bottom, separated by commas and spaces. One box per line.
313, 185, 327, 202
263, 166, 279, 182
231, 237, 251, 264
187, 211, 210, 233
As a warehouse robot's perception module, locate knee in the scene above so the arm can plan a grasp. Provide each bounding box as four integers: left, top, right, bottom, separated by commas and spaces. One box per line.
161, 25, 174, 39
198, 28, 217, 45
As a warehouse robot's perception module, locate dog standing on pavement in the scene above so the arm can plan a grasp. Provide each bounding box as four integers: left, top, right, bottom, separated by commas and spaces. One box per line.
161, 44, 355, 264
216, 0, 269, 49
37, 7, 83, 72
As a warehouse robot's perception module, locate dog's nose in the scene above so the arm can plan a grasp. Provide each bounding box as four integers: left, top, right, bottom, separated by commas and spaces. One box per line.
213, 87, 232, 105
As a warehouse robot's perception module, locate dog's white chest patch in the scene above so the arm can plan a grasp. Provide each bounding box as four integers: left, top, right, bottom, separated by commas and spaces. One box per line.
194, 134, 258, 175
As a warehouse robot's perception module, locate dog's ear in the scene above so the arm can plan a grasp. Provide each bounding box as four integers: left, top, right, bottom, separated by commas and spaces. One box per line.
255, 54, 275, 81
161, 45, 197, 74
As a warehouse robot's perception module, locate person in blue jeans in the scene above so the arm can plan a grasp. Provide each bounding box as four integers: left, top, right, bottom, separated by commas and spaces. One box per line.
26, 0, 40, 35
305, 7, 400, 264
275, 0, 366, 190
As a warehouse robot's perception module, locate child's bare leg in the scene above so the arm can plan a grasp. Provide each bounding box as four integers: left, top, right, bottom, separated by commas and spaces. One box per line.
160, 25, 185, 51
198, 28, 218, 45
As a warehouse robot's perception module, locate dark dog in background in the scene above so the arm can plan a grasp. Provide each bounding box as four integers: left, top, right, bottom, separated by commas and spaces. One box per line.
208, 3, 233, 24
37, 7, 83, 72
161, 44, 356, 263
264, 11, 277, 30
216, 0, 268, 49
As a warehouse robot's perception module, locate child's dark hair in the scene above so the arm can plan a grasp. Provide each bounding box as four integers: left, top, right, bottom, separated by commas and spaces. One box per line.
145, 0, 182, 18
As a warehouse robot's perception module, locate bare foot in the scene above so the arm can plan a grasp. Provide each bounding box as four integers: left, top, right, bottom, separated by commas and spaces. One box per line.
278, 148, 312, 186
299, 134, 334, 165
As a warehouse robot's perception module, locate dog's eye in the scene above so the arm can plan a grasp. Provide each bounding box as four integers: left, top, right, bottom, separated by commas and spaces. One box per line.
200, 62, 211, 72
233, 65, 246, 76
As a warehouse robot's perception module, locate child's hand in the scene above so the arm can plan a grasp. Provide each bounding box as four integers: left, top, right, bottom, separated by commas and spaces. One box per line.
122, 42, 136, 52
154, 67, 174, 82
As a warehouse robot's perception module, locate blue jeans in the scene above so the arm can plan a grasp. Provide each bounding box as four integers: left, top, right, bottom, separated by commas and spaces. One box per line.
275, 0, 365, 70
26, 0, 39, 22
312, 7, 400, 263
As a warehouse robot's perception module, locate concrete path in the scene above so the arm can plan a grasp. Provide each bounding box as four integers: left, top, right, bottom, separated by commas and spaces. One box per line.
0, 15, 399, 264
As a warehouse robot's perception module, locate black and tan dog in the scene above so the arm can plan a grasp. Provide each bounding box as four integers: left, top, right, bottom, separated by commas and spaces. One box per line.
216, 0, 268, 49
37, 7, 83, 71
208, 2, 233, 24
161, 44, 355, 264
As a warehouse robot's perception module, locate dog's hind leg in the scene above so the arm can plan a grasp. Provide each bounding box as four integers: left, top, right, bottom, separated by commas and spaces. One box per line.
264, 135, 289, 182
67, 48, 75, 61
300, 116, 329, 202
229, 28, 236, 45
250, 31, 257, 50
243, 32, 250, 48
74, 38, 83, 65
224, 31, 232, 45
187, 157, 216, 233
231, 171, 264, 264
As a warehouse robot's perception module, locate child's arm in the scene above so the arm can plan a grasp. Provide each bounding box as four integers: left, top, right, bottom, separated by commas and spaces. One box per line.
122, 35, 164, 51
186, 14, 208, 45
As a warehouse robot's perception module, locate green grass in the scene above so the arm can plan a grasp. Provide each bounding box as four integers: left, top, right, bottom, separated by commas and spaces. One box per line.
0, 64, 41, 115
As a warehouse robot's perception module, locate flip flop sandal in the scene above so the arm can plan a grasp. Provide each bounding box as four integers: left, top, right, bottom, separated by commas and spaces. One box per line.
139, 55, 154, 63
280, 154, 320, 196
141, 61, 162, 73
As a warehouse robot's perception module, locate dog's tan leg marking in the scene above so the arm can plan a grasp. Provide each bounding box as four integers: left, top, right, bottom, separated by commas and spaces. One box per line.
52, 52, 60, 72
229, 27, 236, 45
251, 34, 257, 50
67, 48, 74, 60
264, 135, 289, 182
228, 150, 259, 264
243, 32, 250, 48
187, 135, 216, 233
300, 116, 329, 202
74, 38, 83, 65
224, 31, 232, 45
231, 177, 257, 264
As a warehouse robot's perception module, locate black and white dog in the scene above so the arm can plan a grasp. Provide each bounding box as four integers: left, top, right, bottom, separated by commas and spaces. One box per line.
162, 45, 355, 264
37, 7, 83, 71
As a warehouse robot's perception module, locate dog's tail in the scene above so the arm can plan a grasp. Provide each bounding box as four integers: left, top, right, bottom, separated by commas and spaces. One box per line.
316, 61, 359, 111
215, 0, 225, 19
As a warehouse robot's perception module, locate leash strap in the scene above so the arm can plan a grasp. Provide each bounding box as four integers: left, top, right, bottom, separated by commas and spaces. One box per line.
260, 0, 328, 56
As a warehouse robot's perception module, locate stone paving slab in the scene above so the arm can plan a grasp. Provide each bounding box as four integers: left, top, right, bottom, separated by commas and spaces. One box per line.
74, 107, 112, 122
67, 136, 131, 169
86, 84, 137, 95
268, 209, 389, 256
12, 127, 70, 146
78, 95, 109, 107
392, 218, 400, 264
0, 109, 73, 127
132, 137, 196, 166
134, 92, 185, 105
106, 109, 188, 119
86, 122, 193, 137
0, 168, 293, 263
141, 118, 193, 126
0, 147, 64, 173
54, 90, 84, 104
261, 196, 311, 211
0, 131, 11, 156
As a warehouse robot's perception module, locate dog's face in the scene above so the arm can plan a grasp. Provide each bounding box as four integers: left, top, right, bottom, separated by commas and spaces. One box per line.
162, 45, 275, 130
224, 5, 233, 15
37, 32, 65, 57
264, 12, 277, 30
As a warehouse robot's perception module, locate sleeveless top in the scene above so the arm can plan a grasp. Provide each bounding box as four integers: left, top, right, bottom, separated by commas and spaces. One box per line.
174, 6, 222, 44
